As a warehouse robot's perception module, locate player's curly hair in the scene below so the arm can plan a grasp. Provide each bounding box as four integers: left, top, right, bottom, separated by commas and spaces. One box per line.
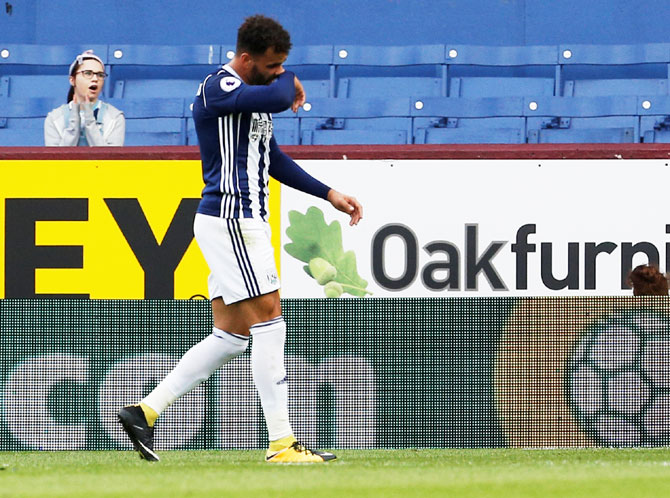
236, 15, 292, 56
627, 264, 669, 296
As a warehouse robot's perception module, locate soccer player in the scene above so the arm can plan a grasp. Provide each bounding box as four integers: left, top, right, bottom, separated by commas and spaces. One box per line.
118, 15, 362, 463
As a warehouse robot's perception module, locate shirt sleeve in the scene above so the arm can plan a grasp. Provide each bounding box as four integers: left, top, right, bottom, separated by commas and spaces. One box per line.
203, 70, 296, 116
44, 111, 61, 146
44, 106, 80, 146
268, 136, 331, 200
88, 108, 125, 146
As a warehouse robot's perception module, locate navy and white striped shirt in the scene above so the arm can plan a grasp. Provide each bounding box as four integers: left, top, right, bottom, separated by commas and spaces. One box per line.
193, 64, 330, 221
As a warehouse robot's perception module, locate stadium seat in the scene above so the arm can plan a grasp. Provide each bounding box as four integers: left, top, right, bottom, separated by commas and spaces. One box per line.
332, 45, 447, 99
284, 45, 334, 97
113, 78, 201, 99
124, 118, 186, 145
107, 97, 187, 145
412, 97, 526, 144
272, 110, 300, 145
564, 78, 669, 97
185, 117, 198, 145
299, 97, 412, 144
449, 77, 555, 98
558, 43, 670, 87
0, 97, 61, 118
300, 79, 331, 99
107, 45, 221, 67
0, 128, 45, 145
106, 98, 185, 118
0, 44, 112, 98
638, 96, 670, 143
445, 45, 559, 67
337, 77, 443, 98
525, 96, 639, 143
105, 45, 221, 95
445, 45, 559, 96
334, 44, 446, 68
1, 75, 69, 99
0, 98, 61, 145
0, 44, 109, 66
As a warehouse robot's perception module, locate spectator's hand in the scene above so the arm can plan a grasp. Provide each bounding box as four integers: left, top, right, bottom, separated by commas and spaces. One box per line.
72, 92, 92, 107
292, 76, 306, 112
327, 190, 363, 226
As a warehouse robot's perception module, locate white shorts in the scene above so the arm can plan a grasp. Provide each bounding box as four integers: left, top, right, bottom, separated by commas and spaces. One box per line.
193, 213, 280, 304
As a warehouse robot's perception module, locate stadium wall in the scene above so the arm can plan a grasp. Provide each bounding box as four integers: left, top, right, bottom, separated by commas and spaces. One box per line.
1, 145, 670, 450
2, 297, 669, 450
2, 145, 670, 299
2, 0, 670, 46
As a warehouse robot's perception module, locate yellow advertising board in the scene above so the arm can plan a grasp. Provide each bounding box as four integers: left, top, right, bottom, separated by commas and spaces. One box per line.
0, 160, 281, 299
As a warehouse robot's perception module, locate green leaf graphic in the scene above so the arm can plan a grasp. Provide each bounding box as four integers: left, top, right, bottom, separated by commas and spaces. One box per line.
284, 206, 371, 297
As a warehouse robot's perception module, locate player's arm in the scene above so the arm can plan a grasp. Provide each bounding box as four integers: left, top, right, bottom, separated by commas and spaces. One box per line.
204, 71, 296, 115
268, 137, 363, 226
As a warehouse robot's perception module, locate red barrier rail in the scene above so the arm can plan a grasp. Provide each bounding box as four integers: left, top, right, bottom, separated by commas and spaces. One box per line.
2, 144, 670, 160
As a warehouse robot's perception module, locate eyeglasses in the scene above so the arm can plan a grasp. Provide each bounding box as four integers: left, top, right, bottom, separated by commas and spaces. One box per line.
76, 70, 108, 80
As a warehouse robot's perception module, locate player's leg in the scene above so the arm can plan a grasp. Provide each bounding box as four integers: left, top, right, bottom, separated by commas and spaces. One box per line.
118, 305, 249, 462
213, 291, 335, 463
118, 214, 253, 461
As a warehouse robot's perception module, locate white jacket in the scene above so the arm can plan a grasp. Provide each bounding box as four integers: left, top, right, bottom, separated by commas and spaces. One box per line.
44, 101, 125, 146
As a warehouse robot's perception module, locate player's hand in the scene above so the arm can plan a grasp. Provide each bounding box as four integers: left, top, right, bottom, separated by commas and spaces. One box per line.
292, 75, 306, 112
327, 190, 363, 226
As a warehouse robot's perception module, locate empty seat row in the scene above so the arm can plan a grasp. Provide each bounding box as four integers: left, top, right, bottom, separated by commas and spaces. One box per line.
2, 43, 670, 101
4, 96, 670, 145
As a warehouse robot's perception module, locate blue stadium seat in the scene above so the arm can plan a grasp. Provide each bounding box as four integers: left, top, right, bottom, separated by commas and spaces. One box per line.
106, 45, 221, 95
445, 45, 559, 94
337, 77, 443, 98
1, 75, 69, 99
107, 45, 221, 66
0, 98, 61, 145
525, 96, 639, 143
0, 97, 61, 118
299, 97, 412, 144
558, 43, 670, 66
445, 45, 559, 67
124, 118, 186, 145
185, 117, 198, 145
301, 79, 331, 99
449, 77, 555, 97
558, 43, 670, 85
0, 44, 109, 66
272, 109, 300, 146
285, 44, 334, 94
106, 98, 185, 118
108, 97, 187, 145
332, 45, 447, 99
113, 79, 201, 99
334, 44, 446, 67
0, 44, 111, 97
638, 96, 670, 143
220, 45, 236, 65
0, 128, 45, 145
564, 78, 668, 97
411, 97, 526, 144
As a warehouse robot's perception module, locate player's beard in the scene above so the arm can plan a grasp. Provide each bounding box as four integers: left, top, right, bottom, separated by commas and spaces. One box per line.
249, 66, 277, 86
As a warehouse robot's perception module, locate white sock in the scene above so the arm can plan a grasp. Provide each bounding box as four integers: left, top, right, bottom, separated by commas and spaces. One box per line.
251, 316, 293, 441
142, 327, 249, 415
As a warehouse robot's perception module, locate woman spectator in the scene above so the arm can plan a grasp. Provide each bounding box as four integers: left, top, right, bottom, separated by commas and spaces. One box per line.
627, 264, 669, 296
44, 50, 125, 146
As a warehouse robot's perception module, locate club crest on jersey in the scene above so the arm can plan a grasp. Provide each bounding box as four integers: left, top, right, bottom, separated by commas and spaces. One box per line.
220, 77, 241, 92
250, 116, 273, 142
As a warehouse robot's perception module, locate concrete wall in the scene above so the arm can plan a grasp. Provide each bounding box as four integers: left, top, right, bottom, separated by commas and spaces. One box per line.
2, 0, 670, 46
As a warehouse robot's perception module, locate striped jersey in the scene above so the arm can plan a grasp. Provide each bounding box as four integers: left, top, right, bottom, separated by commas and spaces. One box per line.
192, 64, 296, 221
